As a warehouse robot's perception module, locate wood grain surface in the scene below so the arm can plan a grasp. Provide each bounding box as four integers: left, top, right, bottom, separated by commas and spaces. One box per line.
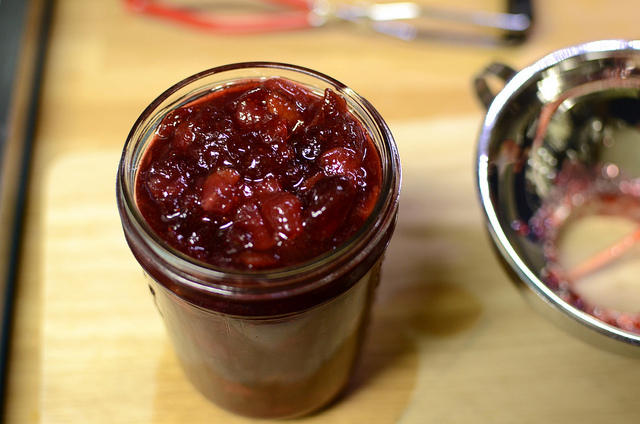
6, 0, 640, 423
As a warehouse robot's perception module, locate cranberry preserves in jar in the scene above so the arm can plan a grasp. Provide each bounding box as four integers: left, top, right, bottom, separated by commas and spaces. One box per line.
116, 63, 401, 418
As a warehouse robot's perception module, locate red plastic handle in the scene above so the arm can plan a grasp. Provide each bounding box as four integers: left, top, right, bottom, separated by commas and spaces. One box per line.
123, 0, 314, 34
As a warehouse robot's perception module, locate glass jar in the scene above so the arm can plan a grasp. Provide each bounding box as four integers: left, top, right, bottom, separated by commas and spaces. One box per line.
116, 62, 401, 419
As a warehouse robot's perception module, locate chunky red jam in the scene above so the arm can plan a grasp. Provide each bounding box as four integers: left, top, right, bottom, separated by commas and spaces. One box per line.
135, 77, 382, 270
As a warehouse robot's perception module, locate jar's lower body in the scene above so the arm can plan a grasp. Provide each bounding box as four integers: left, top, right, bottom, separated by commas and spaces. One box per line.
148, 262, 381, 419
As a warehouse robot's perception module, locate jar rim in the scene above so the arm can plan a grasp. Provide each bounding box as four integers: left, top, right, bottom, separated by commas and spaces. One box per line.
117, 61, 401, 299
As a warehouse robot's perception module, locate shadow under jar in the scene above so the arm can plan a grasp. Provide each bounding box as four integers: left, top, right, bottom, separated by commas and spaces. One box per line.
116, 62, 401, 418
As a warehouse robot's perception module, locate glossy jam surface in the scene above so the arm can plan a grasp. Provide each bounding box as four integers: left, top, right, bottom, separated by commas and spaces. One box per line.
135, 77, 382, 270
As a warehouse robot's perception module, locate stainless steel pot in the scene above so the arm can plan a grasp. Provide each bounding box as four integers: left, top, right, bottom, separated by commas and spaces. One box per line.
475, 40, 640, 356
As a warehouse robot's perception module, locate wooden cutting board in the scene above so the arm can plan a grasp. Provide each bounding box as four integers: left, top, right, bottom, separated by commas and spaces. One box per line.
41, 116, 640, 423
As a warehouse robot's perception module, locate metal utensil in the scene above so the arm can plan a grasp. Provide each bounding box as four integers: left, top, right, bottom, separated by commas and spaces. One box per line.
124, 0, 533, 45
475, 40, 640, 356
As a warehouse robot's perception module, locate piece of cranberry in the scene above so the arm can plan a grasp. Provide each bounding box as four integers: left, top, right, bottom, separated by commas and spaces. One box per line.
319, 146, 362, 182
320, 91, 366, 155
155, 107, 191, 140
145, 154, 194, 203
266, 91, 302, 127
234, 88, 270, 128
303, 175, 355, 240
233, 202, 275, 251
282, 162, 319, 191
243, 177, 283, 201
201, 168, 241, 214
237, 142, 282, 181
261, 192, 304, 243
296, 126, 327, 161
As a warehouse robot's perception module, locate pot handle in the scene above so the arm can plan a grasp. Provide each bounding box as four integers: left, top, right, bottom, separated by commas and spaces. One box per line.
474, 62, 517, 110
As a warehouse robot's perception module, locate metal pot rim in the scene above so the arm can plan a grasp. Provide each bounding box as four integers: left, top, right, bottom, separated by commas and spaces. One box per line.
476, 39, 640, 356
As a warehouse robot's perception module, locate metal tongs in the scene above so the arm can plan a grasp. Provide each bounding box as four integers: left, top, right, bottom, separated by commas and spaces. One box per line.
124, 0, 533, 45
327, 0, 533, 45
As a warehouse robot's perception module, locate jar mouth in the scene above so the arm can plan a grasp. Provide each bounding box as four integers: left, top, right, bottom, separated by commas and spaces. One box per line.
117, 62, 401, 296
